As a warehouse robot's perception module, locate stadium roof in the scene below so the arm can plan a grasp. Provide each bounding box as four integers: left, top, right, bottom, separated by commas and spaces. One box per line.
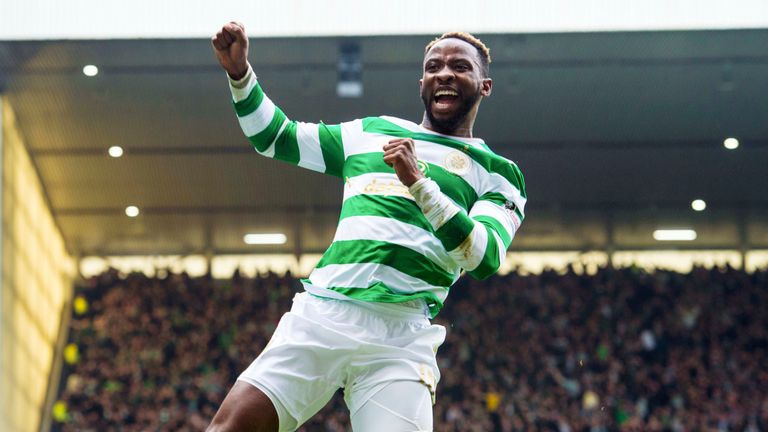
1, 29, 767, 256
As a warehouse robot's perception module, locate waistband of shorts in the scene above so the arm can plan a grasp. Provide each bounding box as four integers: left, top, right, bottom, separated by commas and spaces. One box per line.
300, 284, 430, 321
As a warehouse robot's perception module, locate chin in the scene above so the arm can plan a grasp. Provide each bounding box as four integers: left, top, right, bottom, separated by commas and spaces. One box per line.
427, 111, 464, 134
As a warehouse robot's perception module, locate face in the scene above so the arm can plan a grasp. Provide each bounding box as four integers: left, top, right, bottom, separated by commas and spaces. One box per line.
420, 38, 492, 134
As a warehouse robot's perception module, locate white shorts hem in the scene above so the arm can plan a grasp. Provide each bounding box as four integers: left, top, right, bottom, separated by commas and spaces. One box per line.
237, 375, 296, 432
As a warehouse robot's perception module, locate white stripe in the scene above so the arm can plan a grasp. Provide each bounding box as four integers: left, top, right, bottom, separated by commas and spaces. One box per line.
491, 230, 507, 264
486, 171, 527, 217
344, 135, 487, 200
342, 173, 464, 212
448, 222, 488, 271
296, 122, 326, 173
469, 200, 516, 242
379, 115, 487, 150
343, 132, 385, 158
308, 263, 446, 297
238, 95, 277, 137
339, 119, 363, 160
339, 117, 525, 216
301, 283, 432, 318
343, 172, 417, 202
334, 216, 457, 273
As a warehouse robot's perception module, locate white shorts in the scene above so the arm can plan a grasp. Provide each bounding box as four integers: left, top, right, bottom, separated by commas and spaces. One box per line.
238, 292, 446, 431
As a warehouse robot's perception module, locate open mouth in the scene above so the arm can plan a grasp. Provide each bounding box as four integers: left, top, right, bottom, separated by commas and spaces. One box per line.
433, 89, 459, 111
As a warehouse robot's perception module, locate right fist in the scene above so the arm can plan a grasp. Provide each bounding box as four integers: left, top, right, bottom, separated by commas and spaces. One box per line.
212, 21, 249, 80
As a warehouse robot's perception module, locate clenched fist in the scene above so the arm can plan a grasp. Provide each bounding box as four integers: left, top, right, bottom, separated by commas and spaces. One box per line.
211, 21, 250, 80
383, 138, 424, 187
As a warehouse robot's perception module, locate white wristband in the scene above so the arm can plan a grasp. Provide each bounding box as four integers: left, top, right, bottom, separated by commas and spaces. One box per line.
409, 178, 460, 230
228, 65, 256, 102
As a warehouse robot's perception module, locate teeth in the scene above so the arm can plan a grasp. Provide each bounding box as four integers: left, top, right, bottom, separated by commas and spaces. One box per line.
435, 89, 458, 97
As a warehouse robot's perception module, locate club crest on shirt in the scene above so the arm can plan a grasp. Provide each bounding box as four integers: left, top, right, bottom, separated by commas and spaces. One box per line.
444, 151, 471, 176
417, 160, 429, 175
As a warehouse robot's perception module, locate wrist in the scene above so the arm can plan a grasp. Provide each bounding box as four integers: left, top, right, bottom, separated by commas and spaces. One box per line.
403, 173, 425, 187
228, 63, 252, 87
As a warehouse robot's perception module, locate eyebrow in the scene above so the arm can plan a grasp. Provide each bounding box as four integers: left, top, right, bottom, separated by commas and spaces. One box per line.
424, 57, 477, 68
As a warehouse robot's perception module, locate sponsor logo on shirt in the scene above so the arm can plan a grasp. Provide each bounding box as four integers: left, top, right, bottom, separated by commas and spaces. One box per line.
505, 200, 522, 230
363, 178, 414, 199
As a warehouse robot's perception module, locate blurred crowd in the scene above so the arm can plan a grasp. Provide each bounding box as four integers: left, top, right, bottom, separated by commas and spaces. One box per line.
54, 265, 768, 431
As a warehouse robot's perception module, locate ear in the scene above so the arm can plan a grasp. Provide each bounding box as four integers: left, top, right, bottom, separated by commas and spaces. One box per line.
419, 78, 423, 91
481, 78, 493, 97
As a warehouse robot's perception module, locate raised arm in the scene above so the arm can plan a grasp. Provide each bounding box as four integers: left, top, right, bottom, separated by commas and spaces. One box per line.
212, 22, 345, 176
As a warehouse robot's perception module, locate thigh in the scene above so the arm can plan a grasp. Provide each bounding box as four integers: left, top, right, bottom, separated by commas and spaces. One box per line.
344, 321, 445, 417
207, 381, 279, 432
236, 295, 358, 429
350, 380, 434, 432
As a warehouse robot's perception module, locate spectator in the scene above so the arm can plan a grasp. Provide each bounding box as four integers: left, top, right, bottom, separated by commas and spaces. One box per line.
54, 265, 768, 431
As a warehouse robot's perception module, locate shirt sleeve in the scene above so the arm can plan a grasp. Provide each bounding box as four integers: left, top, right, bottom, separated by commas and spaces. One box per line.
409, 159, 526, 279
228, 66, 345, 177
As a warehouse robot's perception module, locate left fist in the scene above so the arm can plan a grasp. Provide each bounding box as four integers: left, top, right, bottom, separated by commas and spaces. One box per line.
383, 138, 424, 187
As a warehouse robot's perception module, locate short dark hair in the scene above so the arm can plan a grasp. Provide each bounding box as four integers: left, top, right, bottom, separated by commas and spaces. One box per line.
425, 32, 491, 77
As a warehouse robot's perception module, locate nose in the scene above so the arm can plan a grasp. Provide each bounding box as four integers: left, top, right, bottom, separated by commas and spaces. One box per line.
435, 65, 454, 82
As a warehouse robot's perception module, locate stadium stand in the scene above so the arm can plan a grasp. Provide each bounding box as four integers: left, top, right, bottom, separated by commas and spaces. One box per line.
53, 266, 768, 431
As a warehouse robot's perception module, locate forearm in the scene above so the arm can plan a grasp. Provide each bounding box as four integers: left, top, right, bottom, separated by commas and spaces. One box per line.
227, 65, 344, 175
409, 178, 505, 279
228, 64, 288, 153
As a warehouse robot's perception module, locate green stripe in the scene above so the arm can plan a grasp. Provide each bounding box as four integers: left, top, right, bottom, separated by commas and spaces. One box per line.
481, 191, 506, 206
479, 192, 523, 221
340, 195, 433, 233
248, 107, 287, 152
273, 121, 300, 164
424, 163, 476, 212
500, 163, 527, 200
474, 215, 512, 248
304, 280, 445, 318
435, 212, 475, 252
344, 152, 477, 211
233, 82, 265, 117
317, 240, 454, 288
362, 117, 527, 198
343, 152, 393, 176
319, 123, 344, 177
466, 225, 502, 280
363, 117, 474, 151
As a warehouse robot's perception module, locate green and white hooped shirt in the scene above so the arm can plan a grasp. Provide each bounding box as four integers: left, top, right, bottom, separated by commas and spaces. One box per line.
229, 67, 526, 318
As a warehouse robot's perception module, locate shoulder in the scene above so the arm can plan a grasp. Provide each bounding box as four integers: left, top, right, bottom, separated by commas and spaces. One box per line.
360, 115, 418, 134
474, 146, 526, 195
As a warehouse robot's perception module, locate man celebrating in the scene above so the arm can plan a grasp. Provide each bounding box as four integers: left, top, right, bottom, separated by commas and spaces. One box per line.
209, 21, 526, 432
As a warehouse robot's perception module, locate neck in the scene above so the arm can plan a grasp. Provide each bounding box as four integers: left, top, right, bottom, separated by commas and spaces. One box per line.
420, 102, 481, 138
420, 112, 475, 138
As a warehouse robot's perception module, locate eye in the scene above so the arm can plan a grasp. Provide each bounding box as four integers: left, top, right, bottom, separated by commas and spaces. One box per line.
425, 63, 440, 72
454, 63, 470, 72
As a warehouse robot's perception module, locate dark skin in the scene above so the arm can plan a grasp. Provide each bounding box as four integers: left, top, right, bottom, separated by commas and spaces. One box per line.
209, 23, 492, 431
387, 38, 492, 186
